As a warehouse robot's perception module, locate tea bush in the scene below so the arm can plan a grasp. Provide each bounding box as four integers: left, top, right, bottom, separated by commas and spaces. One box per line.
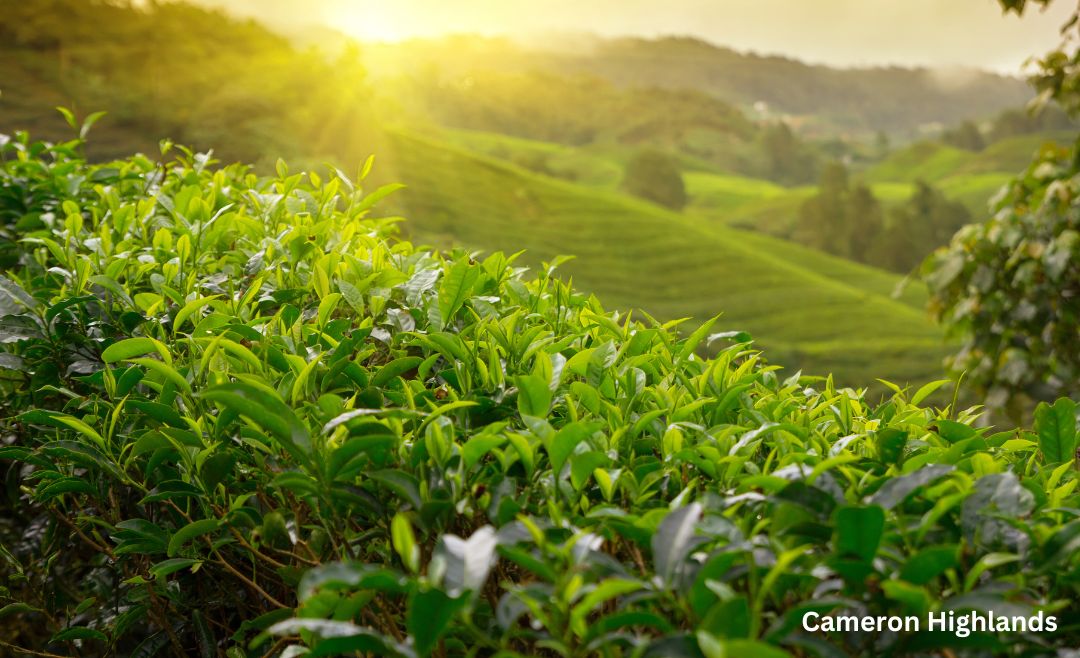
0, 129, 1078, 657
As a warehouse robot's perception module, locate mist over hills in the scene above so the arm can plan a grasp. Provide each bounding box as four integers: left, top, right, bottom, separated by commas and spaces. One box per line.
356, 34, 1032, 135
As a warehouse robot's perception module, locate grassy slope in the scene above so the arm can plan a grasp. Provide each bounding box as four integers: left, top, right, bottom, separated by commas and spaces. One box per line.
685, 172, 787, 215
866, 133, 1074, 183
717, 133, 1075, 239
383, 129, 946, 388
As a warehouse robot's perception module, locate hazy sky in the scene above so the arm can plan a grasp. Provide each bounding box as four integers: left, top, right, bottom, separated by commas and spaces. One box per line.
201, 0, 1074, 74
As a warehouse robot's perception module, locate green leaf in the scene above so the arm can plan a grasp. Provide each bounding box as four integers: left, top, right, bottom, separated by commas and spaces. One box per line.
1035, 398, 1077, 464
167, 519, 220, 557
462, 432, 506, 470
570, 579, 643, 634
200, 382, 311, 465
678, 314, 721, 362
911, 379, 950, 405
548, 421, 596, 475
268, 619, 397, 656
699, 595, 751, 640
870, 464, 954, 509
371, 356, 423, 388
129, 633, 169, 658
516, 373, 552, 418
569, 450, 609, 490
875, 428, 907, 464
337, 279, 365, 314
882, 580, 931, 616
128, 357, 192, 396
36, 477, 96, 501
391, 513, 420, 573
899, 545, 958, 585
149, 558, 201, 579
20, 410, 106, 450
368, 469, 422, 509
0, 602, 42, 619
173, 295, 219, 334
408, 589, 467, 657
834, 505, 885, 563
963, 552, 1020, 592
356, 182, 405, 212
56, 106, 77, 129
438, 258, 480, 325
652, 503, 702, 582
80, 110, 107, 139
0, 274, 40, 313
102, 337, 170, 364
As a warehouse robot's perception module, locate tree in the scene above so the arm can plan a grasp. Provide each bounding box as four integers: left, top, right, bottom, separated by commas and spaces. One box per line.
925, 0, 1080, 416
760, 121, 818, 185
872, 181, 970, 273
794, 161, 882, 262
942, 120, 985, 151
849, 183, 884, 257
621, 149, 687, 210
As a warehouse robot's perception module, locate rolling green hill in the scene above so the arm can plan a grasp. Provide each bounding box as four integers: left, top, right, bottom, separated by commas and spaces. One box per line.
380, 129, 946, 388
865, 132, 1074, 183
704, 132, 1074, 243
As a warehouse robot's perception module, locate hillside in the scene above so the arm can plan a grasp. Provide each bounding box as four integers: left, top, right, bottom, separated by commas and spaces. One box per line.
865, 132, 1076, 182
362, 35, 1032, 134
380, 129, 946, 387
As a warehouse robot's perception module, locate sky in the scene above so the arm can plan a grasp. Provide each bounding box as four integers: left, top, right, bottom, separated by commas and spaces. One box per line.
199, 0, 1075, 74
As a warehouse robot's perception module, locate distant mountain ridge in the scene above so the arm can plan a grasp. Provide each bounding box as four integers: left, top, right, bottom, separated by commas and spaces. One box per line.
358, 34, 1033, 135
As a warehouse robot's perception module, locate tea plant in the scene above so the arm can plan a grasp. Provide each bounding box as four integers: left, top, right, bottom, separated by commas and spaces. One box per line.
0, 128, 1078, 657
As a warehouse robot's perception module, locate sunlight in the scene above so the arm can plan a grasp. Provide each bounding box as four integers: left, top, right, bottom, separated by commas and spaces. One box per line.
335, 5, 405, 42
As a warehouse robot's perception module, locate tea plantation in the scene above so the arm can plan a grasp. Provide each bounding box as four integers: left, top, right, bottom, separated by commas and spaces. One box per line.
1, 132, 1078, 657
382, 130, 946, 390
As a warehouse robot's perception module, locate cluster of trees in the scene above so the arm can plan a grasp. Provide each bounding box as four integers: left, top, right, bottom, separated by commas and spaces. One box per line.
938, 105, 1076, 153
942, 120, 985, 151
989, 104, 1076, 140
795, 162, 971, 272
760, 121, 819, 184
621, 149, 688, 209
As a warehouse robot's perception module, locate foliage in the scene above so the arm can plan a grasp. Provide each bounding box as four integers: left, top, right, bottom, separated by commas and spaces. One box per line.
0, 132, 1078, 657
988, 105, 1076, 142
926, 0, 1080, 416
942, 121, 985, 152
791, 163, 969, 274
620, 149, 688, 210
924, 141, 1080, 415
759, 122, 818, 186
793, 162, 882, 262
874, 181, 972, 273
1001, 0, 1080, 115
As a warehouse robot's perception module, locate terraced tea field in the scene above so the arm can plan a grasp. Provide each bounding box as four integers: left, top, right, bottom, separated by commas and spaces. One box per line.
382, 129, 948, 388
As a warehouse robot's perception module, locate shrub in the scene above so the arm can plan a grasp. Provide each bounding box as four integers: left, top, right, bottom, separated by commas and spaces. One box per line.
0, 131, 1079, 657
